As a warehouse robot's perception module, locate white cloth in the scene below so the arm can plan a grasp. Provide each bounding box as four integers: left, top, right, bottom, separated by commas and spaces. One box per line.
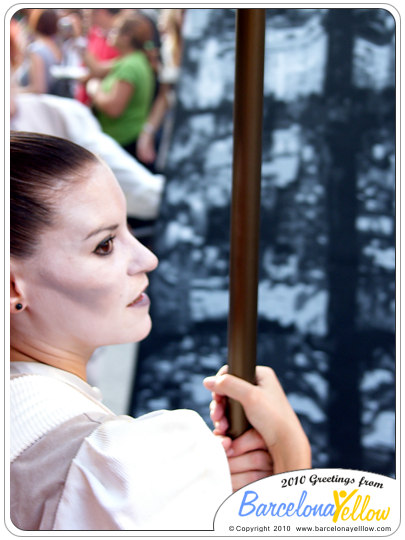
10, 93, 164, 219
10, 362, 232, 530
10, 374, 109, 462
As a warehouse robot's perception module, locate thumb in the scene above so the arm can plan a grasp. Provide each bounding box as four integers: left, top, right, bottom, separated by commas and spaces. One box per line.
203, 373, 257, 407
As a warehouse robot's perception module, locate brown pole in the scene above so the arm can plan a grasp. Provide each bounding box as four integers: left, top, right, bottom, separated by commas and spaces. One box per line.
227, 9, 266, 439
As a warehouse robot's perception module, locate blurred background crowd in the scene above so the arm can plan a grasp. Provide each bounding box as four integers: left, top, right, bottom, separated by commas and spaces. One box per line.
10, 8, 186, 237
10, 8, 184, 173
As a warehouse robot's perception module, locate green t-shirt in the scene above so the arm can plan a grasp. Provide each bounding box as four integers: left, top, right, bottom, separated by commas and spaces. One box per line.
96, 51, 154, 146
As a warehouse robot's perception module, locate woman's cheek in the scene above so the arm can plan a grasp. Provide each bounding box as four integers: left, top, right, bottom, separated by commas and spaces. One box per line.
36, 266, 119, 312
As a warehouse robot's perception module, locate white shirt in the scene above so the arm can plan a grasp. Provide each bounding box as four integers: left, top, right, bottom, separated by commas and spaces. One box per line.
10, 362, 232, 530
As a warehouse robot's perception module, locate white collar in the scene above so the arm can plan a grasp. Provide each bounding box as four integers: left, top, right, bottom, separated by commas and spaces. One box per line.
10, 361, 103, 402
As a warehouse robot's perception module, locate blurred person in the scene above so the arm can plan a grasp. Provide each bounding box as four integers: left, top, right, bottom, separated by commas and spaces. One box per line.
75, 8, 121, 105
10, 131, 311, 530
10, 9, 35, 59
159, 8, 184, 81
137, 8, 162, 76
10, 18, 25, 70
86, 12, 155, 159
57, 10, 88, 97
16, 9, 63, 95
10, 18, 25, 118
136, 9, 185, 171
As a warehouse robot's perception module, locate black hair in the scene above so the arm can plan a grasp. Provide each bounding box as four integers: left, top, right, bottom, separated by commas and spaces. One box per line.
10, 131, 98, 258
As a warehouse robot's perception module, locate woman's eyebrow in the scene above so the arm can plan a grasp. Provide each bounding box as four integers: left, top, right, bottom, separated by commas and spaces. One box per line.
84, 224, 119, 241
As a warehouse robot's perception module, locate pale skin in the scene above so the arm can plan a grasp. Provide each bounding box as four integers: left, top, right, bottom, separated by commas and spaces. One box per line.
10, 160, 158, 380
11, 158, 310, 489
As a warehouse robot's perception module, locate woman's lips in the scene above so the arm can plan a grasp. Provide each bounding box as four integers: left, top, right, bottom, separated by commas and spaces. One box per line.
127, 292, 150, 308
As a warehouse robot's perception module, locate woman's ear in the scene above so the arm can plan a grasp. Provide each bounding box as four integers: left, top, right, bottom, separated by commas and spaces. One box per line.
10, 263, 26, 314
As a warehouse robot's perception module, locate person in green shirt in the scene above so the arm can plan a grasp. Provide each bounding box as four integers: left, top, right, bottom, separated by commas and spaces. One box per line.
86, 12, 155, 157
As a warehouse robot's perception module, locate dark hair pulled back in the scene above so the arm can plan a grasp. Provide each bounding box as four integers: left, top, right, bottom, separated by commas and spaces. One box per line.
10, 131, 98, 259
118, 13, 154, 51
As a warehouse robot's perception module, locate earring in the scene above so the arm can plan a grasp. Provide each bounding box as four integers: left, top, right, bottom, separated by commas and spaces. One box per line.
16, 303, 23, 311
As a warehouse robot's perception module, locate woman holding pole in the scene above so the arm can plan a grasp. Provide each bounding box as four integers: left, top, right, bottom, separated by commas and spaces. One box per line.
10, 131, 310, 530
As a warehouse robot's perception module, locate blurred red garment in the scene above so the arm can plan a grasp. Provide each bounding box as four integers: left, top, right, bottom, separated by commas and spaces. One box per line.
75, 25, 120, 105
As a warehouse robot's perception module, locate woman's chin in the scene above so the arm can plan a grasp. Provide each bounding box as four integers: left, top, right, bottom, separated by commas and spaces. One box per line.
129, 315, 153, 343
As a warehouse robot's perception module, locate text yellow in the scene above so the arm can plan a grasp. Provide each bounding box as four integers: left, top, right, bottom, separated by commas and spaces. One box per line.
333, 489, 390, 523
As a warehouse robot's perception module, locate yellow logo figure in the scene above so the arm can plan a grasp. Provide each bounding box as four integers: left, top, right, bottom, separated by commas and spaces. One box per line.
333, 490, 390, 523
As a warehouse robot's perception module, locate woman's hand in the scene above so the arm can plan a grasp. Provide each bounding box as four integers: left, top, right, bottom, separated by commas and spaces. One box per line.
227, 429, 273, 492
208, 366, 273, 491
136, 131, 157, 164
204, 365, 311, 477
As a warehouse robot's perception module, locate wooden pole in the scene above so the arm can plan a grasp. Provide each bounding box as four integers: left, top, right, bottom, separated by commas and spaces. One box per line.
227, 9, 266, 439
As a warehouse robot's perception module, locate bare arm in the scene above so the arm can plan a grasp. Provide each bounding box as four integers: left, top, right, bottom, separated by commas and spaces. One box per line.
82, 50, 115, 79
88, 78, 134, 118
136, 83, 172, 163
17, 52, 46, 94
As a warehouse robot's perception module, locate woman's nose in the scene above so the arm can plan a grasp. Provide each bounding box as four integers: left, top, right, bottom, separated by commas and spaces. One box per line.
127, 235, 158, 275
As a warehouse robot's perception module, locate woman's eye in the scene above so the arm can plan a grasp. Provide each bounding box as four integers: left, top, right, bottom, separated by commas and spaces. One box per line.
94, 236, 115, 256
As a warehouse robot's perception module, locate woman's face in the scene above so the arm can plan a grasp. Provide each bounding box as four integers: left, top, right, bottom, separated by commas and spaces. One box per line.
16, 160, 158, 354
